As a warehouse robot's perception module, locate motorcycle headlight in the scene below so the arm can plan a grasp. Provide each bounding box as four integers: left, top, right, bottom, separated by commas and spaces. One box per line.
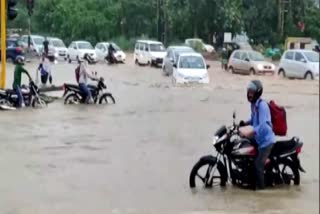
212, 136, 219, 145
202, 73, 208, 79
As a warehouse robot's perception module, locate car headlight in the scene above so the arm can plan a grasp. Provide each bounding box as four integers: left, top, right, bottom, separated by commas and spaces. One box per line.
202, 73, 208, 79
270, 64, 275, 70
257, 64, 264, 70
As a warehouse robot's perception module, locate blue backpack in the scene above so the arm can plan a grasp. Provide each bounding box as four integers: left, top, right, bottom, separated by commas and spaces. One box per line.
39, 63, 48, 76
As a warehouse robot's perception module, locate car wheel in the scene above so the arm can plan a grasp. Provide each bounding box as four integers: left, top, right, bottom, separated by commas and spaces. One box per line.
250, 68, 256, 75
6, 56, 14, 63
163, 67, 168, 76
68, 55, 72, 64
172, 76, 177, 86
278, 69, 286, 78
229, 66, 235, 74
304, 72, 313, 80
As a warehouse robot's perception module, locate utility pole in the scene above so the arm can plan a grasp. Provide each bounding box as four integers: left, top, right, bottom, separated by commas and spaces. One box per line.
278, 0, 290, 38
157, 0, 164, 43
0, 0, 6, 88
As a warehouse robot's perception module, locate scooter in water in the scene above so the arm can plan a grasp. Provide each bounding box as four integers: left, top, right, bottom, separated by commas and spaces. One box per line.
189, 112, 305, 190
63, 77, 116, 105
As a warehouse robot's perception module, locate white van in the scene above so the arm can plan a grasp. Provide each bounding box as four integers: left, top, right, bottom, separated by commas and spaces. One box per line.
20, 34, 45, 56
134, 40, 166, 67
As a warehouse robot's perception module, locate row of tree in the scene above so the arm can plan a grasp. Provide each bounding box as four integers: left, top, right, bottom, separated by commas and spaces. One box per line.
8, 0, 320, 47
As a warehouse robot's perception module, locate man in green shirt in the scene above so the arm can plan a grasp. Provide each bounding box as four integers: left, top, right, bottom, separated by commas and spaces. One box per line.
13, 56, 30, 108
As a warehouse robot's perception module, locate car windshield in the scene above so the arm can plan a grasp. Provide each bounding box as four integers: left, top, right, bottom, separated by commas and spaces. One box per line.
33, 37, 44, 45
78, 42, 93, 49
248, 52, 265, 61
111, 43, 121, 51
304, 52, 319, 62
150, 44, 165, 52
51, 39, 65, 47
179, 56, 205, 69
174, 49, 194, 60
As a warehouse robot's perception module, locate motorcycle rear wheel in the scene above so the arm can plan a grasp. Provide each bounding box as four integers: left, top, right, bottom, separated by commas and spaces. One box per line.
189, 157, 227, 188
64, 94, 81, 105
277, 159, 300, 185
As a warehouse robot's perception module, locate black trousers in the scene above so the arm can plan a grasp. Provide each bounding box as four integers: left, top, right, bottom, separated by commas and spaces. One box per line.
254, 144, 274, 189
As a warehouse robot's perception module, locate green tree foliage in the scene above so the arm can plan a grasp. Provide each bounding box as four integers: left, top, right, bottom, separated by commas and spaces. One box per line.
7, 0, 320, 46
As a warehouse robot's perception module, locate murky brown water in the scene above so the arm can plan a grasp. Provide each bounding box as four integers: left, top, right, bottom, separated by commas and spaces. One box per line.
0, 56, 318, 213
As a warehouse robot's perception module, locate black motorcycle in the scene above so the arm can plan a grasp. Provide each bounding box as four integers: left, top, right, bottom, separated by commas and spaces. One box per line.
189, 112, 305, 190
63, 77, 116, 105
0, 78, 47, 108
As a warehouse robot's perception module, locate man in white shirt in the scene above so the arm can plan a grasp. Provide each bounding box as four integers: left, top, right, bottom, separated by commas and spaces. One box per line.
78, 54, 98, 103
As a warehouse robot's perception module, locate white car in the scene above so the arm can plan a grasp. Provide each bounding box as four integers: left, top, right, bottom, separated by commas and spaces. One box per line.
20, 34, 45, 56
278, 50, 319, 80
172, 53, 210, 85
185, 38, 215, 53
67, 41, 97, 63
95, 42, 126, 62
134, 40, 166, 67
48, 37, 68, 60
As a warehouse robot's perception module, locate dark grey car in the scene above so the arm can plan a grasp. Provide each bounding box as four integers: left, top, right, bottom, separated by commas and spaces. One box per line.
162, 46, 195, 76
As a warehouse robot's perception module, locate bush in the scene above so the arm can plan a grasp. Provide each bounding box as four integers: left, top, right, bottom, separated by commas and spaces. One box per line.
111, 36, 135, 51
271, 52, 282, 61
186, 40, 204, 53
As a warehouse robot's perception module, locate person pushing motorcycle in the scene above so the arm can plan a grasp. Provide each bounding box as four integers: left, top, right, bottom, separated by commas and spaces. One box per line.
239, 80, 275, 190
12, 56, 31, 108
77, 54, 99, 104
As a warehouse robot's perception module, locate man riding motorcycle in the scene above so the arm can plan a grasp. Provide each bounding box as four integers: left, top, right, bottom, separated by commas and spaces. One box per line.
106, 43, 116, 63
12, 56, 31, 108
77, 54, 99, 104
239, 80, 275, 190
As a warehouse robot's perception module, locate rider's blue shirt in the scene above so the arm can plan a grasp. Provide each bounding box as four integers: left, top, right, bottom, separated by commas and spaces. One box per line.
248, 98, 275, 149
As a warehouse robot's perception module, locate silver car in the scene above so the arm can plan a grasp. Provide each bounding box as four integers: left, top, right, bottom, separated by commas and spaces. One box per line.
162, 46, 195, 76
228, 50, 276, 75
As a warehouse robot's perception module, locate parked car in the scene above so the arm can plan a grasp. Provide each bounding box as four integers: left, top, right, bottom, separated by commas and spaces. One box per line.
20, 34, 45, 56
95, 42, 126, 62
172, 52, 210, 85
185, 38, 214, 53
67, 41, 97, 63
134, 40, 166, 67
47, 37, 68, 60
162, 46, 195, 76
0, 38, 24, 62
228, 50, 275, 75
278, 50, 319, 80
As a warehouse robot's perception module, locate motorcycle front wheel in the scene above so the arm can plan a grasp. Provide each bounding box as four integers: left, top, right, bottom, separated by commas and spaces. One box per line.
32, 97, 47, 108
189, 156, 227, 188
99, 93, 116, 104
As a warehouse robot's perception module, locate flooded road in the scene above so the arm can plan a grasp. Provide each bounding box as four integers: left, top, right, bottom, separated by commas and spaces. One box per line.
0, 56, 319, 213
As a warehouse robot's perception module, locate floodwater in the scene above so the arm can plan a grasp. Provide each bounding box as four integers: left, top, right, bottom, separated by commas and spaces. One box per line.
0, 56, 318, 213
